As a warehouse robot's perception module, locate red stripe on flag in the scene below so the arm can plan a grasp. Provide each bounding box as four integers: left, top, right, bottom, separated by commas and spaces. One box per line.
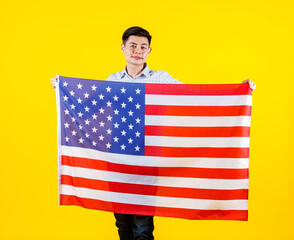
62, 155, 248, 179
60, 195, 248, 221
145, 146, 249, 158
145, 126, 250, 137
61, 175, 249, 200
145, 105, 252, 116
145, 83, 252, 95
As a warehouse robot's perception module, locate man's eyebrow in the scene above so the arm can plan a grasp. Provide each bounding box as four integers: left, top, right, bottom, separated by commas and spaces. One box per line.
128, 42, 148, 45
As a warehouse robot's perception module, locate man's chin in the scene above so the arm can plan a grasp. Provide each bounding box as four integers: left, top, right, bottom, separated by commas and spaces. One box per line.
130, 60, 144, 66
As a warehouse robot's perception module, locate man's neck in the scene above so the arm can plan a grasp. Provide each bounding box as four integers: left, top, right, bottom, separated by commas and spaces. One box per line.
126, 63, 146, 78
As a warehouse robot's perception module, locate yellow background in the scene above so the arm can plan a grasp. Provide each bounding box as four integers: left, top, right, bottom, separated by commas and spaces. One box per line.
1, 0, 294, 239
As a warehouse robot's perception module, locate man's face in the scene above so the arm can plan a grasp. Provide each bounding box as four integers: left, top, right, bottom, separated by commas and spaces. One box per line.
121, 35, 152, 67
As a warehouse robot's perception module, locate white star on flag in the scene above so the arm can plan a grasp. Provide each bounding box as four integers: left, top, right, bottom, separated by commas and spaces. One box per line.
135, 88, 141, 94
121, 87, 126, 93
121, 102, 126, 108
121, 130, 126, 136
120, 144, 126, 150
106, 86, 111, 92
113, 95, 119, 101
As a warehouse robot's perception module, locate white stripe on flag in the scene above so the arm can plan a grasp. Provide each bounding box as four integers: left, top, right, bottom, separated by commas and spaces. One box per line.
145, 94, 252, 106
145, 115, 251, 127
61, 146, 249, 169
61, 184, 248, 210
145, 136, 250, 148
61, 165, 249, 190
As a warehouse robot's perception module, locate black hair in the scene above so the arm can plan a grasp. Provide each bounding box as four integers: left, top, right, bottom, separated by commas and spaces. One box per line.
122, 26, 152, 46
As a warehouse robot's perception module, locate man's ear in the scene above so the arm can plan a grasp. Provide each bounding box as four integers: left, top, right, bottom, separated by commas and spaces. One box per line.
147, 47, 152, 56
121, 44, 125, 53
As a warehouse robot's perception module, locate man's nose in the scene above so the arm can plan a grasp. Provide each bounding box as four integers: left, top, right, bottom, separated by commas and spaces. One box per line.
134, 46, 142, 54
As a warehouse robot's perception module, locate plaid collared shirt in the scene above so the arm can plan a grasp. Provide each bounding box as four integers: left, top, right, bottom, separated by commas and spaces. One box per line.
106, 63, 182, 84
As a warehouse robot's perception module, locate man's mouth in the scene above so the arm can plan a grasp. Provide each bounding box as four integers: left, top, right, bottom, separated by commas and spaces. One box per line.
132, 56, 142, 60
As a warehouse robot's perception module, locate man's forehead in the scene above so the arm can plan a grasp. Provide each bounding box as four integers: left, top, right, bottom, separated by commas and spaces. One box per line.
126, 36, 149, 45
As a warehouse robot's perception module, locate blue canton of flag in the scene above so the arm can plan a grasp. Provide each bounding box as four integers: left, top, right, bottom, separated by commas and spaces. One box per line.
59, 76, 145, 155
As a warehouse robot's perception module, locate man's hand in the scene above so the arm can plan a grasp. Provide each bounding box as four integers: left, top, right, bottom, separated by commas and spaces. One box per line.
242, 79, 256, 91
50, 76, 58, 91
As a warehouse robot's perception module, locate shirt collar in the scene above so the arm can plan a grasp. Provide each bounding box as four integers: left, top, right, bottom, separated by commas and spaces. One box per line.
121, 63, 151, 79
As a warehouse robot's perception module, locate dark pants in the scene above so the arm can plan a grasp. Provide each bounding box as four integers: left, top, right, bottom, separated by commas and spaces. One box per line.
114, 213, 154, 240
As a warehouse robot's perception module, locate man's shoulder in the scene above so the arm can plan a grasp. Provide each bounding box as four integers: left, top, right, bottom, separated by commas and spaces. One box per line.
151, 69, 171, 76
106, 66, 182, 84
106, 71, 122, 81
150, 70, 182, 84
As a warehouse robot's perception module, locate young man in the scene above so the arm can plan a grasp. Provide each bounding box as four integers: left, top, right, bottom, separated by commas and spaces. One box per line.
51, 26, 256, 240
105, 27, 181, 240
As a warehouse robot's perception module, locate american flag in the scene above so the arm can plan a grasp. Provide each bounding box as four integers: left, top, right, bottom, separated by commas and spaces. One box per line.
56, 75, 252, 221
